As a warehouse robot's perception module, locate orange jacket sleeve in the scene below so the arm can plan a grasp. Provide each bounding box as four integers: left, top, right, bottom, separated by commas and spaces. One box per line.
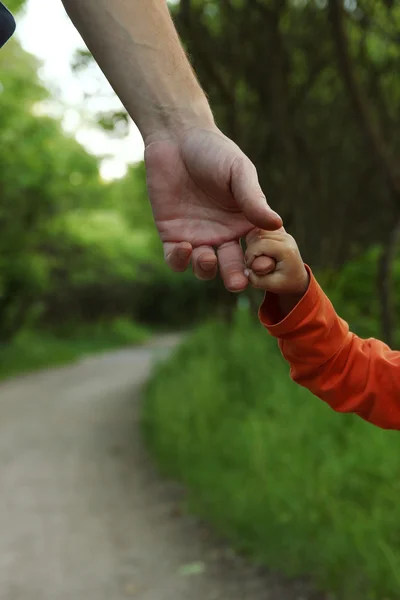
259, 266, 400, 430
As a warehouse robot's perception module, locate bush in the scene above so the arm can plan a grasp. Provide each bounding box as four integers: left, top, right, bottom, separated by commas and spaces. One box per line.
323, 246, 400, 343
0, 318, 148, 380
143, 310, 400, 600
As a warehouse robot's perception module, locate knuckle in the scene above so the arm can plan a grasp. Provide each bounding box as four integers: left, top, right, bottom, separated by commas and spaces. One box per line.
285, 242, 299, 258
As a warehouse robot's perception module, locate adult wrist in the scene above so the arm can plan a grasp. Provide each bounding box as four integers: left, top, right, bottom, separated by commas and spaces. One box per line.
142, 96, 215, 146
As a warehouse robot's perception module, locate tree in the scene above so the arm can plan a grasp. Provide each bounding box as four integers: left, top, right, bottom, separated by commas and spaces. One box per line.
0, 5, 221, 338
0, 37, 106, 339
328, 0, 400, 346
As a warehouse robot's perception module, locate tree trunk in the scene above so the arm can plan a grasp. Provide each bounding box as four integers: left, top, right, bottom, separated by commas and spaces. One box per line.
328, 0, 400, 193
377, 214, 400, 348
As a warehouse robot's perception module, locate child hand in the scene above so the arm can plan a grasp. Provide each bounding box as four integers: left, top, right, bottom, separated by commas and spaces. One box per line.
244, 228, 309, 298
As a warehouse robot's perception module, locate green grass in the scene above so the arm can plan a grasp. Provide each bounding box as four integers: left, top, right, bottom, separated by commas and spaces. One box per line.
143, 309, 400, 600
0, 317, 148, 381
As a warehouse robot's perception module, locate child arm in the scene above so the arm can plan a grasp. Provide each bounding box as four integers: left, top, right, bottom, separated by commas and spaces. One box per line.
260, 266, 400, 430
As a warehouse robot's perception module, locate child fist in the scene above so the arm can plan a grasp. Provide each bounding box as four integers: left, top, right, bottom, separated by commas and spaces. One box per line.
245, 228, 309, 297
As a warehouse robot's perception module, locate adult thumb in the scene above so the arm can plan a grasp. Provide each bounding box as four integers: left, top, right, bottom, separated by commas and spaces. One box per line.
230, 156, 282, 230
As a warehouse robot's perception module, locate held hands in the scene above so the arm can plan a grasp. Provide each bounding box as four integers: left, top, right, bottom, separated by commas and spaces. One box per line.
144, 124, 306, 303
144, 126, 282, 293
245, 228, 309, 302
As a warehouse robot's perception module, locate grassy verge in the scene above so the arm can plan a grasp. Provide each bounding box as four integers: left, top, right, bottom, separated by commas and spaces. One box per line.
143, 309, 400, 600
0, 317, 149, 381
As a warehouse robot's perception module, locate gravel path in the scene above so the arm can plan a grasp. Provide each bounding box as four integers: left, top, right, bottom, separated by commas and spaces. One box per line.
0, 336, 323, 600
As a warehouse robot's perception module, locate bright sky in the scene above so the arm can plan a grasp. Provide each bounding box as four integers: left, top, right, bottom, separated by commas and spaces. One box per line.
16, 0, 145, 180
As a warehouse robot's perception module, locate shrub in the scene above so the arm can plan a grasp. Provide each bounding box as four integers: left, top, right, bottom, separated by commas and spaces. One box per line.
143, 310, 400, 600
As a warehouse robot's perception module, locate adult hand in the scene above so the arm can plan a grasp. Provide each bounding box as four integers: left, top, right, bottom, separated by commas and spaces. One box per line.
145, 126, 282, 292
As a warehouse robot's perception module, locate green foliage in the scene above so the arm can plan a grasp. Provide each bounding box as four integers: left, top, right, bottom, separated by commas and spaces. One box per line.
0, 318, 148, 381
5, 0, 26, 14
0, 35, 210, 343
51, 208, 154, 284
323, 247, 381, 339
0, 39, 111, 339
322, 246, 400, 343
143, 312, 400, 600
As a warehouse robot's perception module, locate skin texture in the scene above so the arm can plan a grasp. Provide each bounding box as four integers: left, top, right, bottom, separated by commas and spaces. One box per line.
61, 0, 282, 291
245, 228, 310, 317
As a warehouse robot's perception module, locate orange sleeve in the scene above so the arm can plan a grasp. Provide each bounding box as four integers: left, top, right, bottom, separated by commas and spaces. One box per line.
259, 266, 400, 430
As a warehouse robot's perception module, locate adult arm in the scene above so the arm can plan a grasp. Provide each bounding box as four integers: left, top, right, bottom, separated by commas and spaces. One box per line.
61, 0, 213, 142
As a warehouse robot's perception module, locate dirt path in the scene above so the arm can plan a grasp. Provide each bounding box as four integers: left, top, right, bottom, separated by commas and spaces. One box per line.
0, 336, 322, 600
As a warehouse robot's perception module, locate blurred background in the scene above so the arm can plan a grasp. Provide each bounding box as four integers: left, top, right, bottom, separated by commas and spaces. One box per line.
1, 1, 400, 599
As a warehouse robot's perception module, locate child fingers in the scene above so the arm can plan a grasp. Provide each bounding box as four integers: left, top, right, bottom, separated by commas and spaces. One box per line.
245, 226, 287, 247
245, 228, 263, 246
247, 270, 273, 290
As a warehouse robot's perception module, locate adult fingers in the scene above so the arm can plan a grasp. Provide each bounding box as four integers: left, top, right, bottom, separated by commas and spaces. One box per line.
245, 239, 286, 269
230, 156, 282, 231
192, 246, 218, 281
164, 241, 192, 272
251, 256, 276, 276
217, 240, 248, 292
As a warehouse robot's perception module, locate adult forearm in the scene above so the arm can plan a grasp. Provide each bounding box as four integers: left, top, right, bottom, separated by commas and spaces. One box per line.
61, 0, 214, 142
